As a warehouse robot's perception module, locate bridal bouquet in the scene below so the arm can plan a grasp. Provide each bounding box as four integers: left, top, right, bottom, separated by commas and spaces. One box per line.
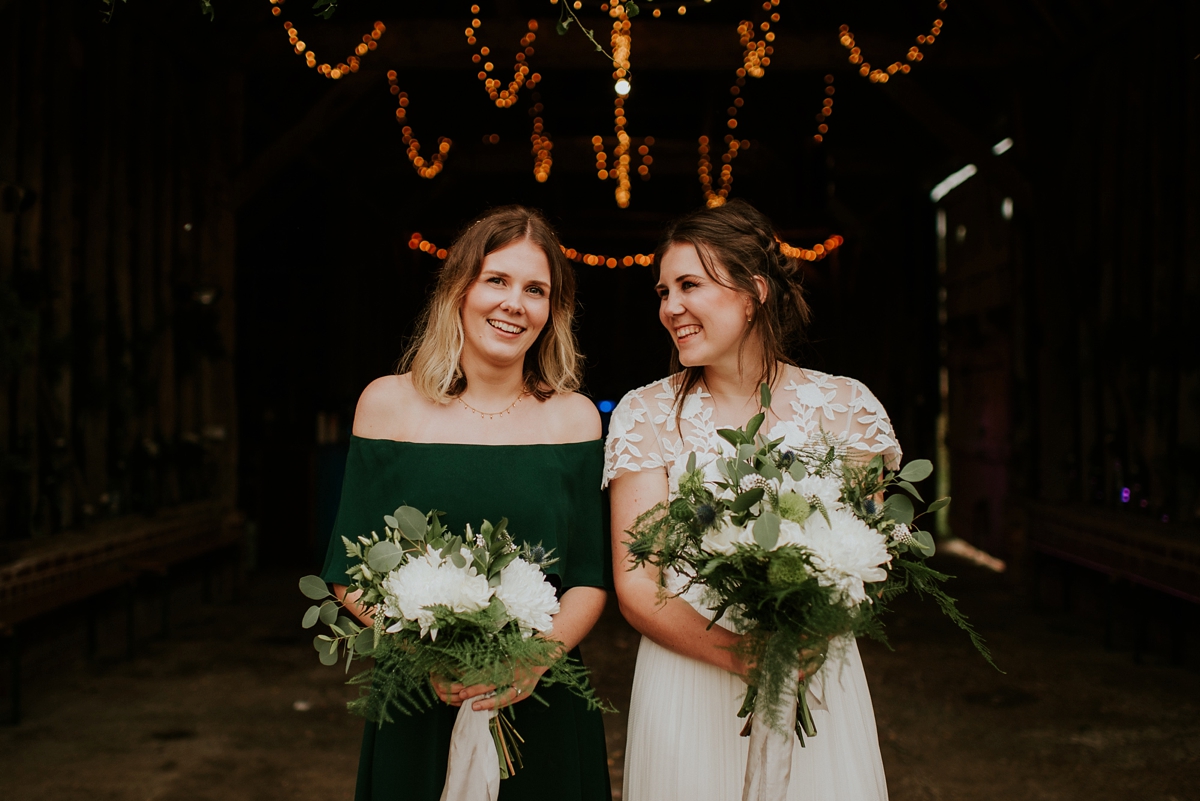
299, 507, 607, 797
625, 385, 994, 799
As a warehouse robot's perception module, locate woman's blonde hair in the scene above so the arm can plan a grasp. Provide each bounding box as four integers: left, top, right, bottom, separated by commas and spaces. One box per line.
401, 205, 582, 403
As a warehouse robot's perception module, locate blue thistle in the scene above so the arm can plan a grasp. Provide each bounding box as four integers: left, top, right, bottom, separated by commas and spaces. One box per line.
863, 498, 877, 515
695, 504, 717, 529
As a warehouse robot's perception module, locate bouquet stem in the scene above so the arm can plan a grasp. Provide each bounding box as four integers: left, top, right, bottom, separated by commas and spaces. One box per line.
741, 673, 801, 801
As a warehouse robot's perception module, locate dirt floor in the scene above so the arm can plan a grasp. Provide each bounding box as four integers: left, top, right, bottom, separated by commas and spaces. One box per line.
2, 555, 1198, 801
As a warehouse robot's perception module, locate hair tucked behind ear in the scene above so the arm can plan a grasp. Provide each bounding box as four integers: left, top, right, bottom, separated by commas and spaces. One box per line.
652, 198, 812, 409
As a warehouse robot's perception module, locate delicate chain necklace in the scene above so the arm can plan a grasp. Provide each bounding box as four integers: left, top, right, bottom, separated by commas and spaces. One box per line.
457, 391, 526, 420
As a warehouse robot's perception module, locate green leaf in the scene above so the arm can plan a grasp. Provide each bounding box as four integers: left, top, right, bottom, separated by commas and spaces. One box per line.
449, 550, 466, 569
301, 605, 320, 629
686, 452, 697, 473
383, 515, 399, 529
731, 488, 764, 513
913, 529, 937, 557
789, 461, 807, 481
884, 494, 915, 525
758, 462, 782, 482
625, 0, 640, 18
867, 454, 885, 475
898, 459, 934, 482
760, 382, 772, 410
367, 541, 405, 573
489, 549, 519, 578
745, 412, 765, 441
753, 512, 780, 550
313, 635, 330, 652
319, 601, 339, 626
336, 616, 359, 633
353, 628, 376, 654
556, 19, 571, 35
927, 496, 951, 514
299, 575, 332, 600
394, 506, 429, 541
319, 645, 340, 666
718, 428, 745, 448
897, 480, 924, 502
738, 443, 757, 462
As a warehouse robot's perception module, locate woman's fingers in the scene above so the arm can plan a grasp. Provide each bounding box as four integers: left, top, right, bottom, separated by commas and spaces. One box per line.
458, 683, 497, 702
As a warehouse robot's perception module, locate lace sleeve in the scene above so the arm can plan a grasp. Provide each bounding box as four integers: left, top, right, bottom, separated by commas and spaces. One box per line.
841, 378, 903, 470
602, 385, 669, 489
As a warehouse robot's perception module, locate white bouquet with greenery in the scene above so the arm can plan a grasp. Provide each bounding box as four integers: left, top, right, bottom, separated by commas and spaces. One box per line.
300, 508, 607, 798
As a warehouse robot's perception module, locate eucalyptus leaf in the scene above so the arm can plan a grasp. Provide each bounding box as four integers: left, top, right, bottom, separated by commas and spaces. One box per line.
394, 506, 429, 541
449, 550, 467, 569
867, 453, 885, 474
898, 459, 934, 482
313, 635, 330, 652
367, 541, 405, 573
753, 512, 781, 550
301, 605, 320, 629
897, 480, 924, 502
913, 529, 937, 557
319, 601, 339, 626
383, 515, 399, 529
336, 616, 359, 633
299, 575, 332, 600
353, 628, 376, 654
758, 462, 782, 482
738, 443, 758, 461
745, 412, 765, 441
884, 494, 915, 525
927, 496, 951, 514
319, 646, 340, 666
686, 452, 697, 473
490, 549, 520, 577
789, 461, 807, 481
718, 428, 745, 448
731, 488, 765, 513
760, 382, 772, 409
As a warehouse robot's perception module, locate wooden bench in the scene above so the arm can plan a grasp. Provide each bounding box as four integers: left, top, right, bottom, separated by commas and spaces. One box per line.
0, 503, 245, 724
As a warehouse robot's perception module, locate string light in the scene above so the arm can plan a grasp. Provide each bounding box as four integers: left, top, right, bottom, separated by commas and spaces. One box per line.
465, 7, 541, 108
699, 1, 780, 207
531, 116, 553, 182
278, 4, 383, 80
389, 71, 451, 179
590, 3, 655, 208
406, 234, 842, 268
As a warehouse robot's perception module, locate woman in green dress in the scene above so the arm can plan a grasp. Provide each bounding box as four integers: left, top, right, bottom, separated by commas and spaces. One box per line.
320, 205, 612, 801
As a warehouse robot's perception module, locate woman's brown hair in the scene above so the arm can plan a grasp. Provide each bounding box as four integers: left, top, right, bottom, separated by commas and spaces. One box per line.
401, 205, 582, 402
652, 198, 812, 407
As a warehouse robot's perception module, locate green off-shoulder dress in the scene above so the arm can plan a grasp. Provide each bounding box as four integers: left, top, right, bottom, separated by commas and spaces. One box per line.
320, 436, 613, 801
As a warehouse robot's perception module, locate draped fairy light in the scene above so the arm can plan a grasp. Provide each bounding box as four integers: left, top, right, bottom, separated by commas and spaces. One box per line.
406, 233, 842, 269
700, 1, 781, 207
276, 1, 383, 79
592, 2, 653, 209
531, 116, 553, 183
819, 1, 948, 142
389, 72, 452, 179
464, 6, 542, 108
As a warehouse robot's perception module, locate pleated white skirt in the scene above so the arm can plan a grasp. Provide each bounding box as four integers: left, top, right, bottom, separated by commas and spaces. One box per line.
622, 634, 889, 801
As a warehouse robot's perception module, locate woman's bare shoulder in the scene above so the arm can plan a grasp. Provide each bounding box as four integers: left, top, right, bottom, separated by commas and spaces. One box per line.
353, 374, 428, 439
541, 391, 601, 443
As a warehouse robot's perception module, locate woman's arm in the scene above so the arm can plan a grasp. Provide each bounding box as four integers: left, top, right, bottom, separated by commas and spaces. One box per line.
610, 469, 748, 675
332, 584, 374, 626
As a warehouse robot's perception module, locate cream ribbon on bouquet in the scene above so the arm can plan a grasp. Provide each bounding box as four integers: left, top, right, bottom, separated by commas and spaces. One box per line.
440, 699, 501, 801
742, 672, 828, 801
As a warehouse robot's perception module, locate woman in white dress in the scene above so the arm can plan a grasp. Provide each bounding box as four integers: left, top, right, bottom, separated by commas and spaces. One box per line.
604, 199, 900, 801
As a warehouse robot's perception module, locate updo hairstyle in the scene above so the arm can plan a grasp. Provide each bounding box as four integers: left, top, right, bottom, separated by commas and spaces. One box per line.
652, 198, 813, 404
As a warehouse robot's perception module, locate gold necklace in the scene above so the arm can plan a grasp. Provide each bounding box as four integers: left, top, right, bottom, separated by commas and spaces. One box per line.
457, 391, 526, 420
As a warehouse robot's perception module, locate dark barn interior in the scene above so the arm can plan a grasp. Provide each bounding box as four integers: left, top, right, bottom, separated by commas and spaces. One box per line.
2, 0, 1199, 799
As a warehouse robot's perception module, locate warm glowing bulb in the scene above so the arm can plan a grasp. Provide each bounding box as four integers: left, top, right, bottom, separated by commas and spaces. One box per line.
614, 78, 631, 96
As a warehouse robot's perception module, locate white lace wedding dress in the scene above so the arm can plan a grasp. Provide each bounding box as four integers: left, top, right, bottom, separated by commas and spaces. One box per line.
603, 370, 901, 801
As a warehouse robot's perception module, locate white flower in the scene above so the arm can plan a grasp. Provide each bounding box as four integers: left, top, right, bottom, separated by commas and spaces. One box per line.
380, 545, 494, 639
774, 517, 806, 549
794, 507, 891, 606
494, 557, 560, 637
890, 522, 914, 546
700, 517, 756, 555
783, 473, 843, 511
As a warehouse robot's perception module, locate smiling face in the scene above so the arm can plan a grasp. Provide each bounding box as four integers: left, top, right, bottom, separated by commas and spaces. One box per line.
459, 236, 552, 370
657, 242, 757, 370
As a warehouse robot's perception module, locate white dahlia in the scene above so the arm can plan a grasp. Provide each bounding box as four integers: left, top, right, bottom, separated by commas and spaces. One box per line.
381, 545, 494, 639
784, 472, 843, 511
700, 517, 756, 555
494, 557, 560, 637
795, 507, 891, 606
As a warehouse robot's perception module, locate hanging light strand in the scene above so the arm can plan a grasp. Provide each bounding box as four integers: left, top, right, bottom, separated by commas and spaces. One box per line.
701, 0, 781, 207
531, 116, 553, 183
465, 6, 541, 108
277, 2, 383, 80
592, 3, 653, 208
389, 72, 451, 179
407, 233, 842, 268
